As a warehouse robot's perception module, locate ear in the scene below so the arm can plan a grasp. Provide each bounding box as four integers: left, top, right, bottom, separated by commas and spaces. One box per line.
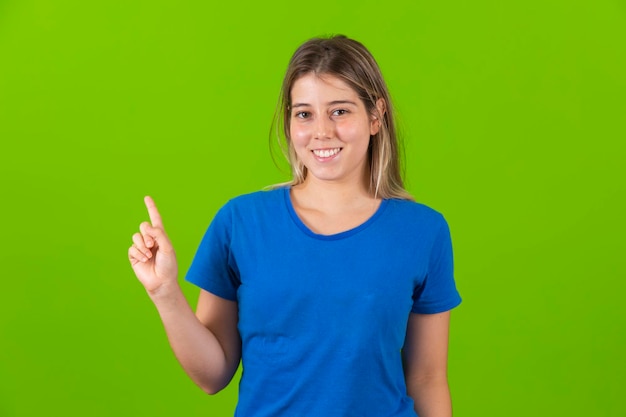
370, 98, 386, 136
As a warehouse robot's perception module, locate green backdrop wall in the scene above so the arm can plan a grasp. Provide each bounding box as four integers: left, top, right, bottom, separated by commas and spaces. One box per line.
1, 0, 624, 416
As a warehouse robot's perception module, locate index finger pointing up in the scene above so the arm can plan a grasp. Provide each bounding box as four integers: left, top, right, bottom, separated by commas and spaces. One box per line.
144, 196, 164, 228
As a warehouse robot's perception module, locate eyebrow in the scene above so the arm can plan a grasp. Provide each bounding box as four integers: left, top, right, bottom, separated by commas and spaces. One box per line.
291, 100, 358, 108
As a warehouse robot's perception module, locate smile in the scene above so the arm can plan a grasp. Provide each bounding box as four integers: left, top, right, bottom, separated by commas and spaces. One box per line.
312, 148, 342, 158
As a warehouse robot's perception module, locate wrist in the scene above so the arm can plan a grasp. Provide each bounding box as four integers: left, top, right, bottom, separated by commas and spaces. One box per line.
147, 280, 182, 304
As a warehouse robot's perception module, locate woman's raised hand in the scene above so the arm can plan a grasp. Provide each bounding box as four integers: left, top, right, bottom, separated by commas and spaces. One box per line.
128, 196, 178, 295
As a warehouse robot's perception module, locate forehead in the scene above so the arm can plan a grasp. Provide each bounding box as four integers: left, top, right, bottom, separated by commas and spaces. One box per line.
290, 73, 359, 102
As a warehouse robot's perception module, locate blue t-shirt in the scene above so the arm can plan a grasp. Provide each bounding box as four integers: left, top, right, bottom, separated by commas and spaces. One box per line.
186, 187, 461, 417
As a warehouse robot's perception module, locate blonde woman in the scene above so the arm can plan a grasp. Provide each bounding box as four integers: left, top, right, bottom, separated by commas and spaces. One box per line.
129, 35, 461, 417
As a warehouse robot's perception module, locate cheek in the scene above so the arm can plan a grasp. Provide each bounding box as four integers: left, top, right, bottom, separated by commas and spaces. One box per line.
337, 123, 370, 144
290, 126, 309, 147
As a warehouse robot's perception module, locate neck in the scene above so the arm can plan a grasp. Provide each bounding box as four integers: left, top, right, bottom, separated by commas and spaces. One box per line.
292, 175, 377, 212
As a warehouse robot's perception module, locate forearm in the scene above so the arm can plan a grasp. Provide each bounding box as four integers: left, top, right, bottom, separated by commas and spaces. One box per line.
149, 282, 238, 394
406, 375, 452, 417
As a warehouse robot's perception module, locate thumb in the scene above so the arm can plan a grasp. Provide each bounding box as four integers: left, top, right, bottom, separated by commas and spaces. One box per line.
139, 221, 173, 253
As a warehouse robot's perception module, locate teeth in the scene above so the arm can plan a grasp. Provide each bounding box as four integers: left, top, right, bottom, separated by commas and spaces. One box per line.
313, 148, 340, 158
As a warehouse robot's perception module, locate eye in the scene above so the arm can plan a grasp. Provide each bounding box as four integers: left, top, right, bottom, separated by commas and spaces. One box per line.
332, 109, 349, 116
294, 111, 310, 119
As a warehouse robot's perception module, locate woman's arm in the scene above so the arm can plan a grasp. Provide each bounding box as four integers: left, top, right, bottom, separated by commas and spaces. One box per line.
150, 285, 241, 394
402, 311, 453, 417
129, 196, 241, 394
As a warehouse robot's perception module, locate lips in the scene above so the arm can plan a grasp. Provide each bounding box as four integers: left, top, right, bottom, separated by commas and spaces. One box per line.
312, 148, 341, 158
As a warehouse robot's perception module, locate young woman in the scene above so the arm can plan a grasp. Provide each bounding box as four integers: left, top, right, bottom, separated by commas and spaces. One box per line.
129, 35, 461, 417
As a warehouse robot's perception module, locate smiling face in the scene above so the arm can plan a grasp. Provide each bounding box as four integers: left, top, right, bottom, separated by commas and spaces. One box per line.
289, 73, 381, 188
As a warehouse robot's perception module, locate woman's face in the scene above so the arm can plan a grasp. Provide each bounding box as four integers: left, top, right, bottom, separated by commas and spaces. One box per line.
289, 73, 381, 187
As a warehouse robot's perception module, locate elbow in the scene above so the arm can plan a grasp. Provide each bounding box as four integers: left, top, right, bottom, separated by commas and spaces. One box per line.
200, 382, 226, 396
193, 358, 239, 395
202, 386, 222, 396
198, 375, 231, 396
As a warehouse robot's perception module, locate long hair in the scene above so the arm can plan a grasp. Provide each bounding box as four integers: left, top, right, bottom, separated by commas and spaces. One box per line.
270, 35, 413, 200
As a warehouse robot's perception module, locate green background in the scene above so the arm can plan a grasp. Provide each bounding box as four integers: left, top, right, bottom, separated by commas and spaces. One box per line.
1, 0, 624, 416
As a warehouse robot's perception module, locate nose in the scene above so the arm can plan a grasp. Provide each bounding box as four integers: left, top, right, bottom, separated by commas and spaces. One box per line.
314, 116, 332, 140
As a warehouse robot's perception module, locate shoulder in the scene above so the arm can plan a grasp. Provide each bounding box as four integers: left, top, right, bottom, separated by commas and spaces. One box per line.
384, 198, 448, 230
203, 187, 287, 238
223, 186, 286, 210
215, 187, 287, 222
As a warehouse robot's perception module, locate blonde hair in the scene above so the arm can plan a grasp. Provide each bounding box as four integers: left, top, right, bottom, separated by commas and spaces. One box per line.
270, 35, 413, 201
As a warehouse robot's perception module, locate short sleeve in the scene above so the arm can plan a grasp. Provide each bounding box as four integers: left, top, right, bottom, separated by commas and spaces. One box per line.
185, 203, 241, 301
411, 215, 462, 314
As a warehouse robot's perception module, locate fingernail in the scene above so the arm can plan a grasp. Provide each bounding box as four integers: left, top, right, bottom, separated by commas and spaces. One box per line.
145, 251, 152, 258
